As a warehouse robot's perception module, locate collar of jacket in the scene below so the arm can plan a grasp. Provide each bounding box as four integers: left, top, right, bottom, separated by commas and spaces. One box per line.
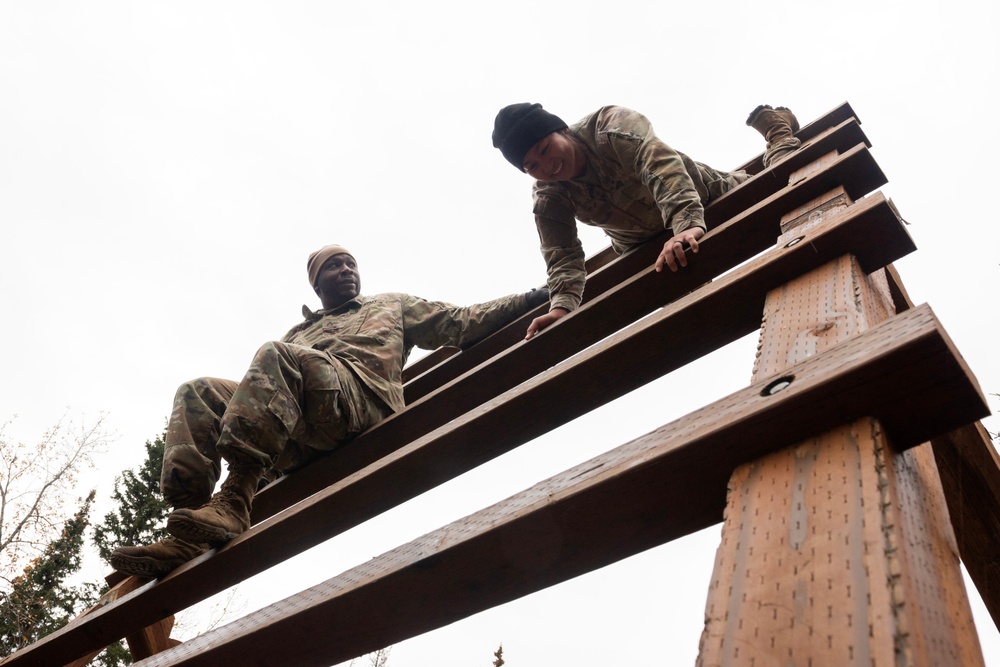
301, 295, 366, 321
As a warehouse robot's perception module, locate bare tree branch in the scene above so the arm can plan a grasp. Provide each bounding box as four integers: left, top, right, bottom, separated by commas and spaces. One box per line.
0, 414, 113, 585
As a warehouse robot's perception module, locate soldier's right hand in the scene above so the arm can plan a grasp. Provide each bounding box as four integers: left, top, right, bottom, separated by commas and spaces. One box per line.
525, 307, 569, 340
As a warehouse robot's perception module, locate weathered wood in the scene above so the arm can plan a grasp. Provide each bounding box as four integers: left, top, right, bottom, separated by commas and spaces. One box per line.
884, 261, 1000, 629
0, 197, 918, 667
733, 100, 861, 175
932, 422, 1000, 628
62, 576, 177, 666
400, 103, 864, 387
125, 615, 181, 661
254, 144, 894, 521
89, 305, 987, 667
699, 185, 984, 665
401, 115, 875, 402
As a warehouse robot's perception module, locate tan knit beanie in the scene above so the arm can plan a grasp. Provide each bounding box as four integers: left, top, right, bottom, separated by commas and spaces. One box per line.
307, 244, 354, 286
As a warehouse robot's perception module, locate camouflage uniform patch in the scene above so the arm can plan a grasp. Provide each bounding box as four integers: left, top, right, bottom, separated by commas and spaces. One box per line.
532, 106, 761, 312
160, 291, 532, 502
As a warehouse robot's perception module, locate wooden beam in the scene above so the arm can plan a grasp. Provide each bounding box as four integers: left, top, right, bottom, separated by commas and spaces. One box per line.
400, 104, 863, 387
263, 143, 895, 525
402, 116, 876, 402
92, 305, 987, 667
883, 265, 1000, 627
0, 195, 917, 667
933, 423, 1000, 628
700, 174, 984, 665
254, 182, 909, 522
706, 116, 869, 226
733, 100, 861, 175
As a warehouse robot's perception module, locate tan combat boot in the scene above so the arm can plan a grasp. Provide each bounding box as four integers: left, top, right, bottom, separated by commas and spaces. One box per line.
110, 536, 208, 578
746, 104, 800, 143
747, 104, 801, 167
166, 464, 262, 545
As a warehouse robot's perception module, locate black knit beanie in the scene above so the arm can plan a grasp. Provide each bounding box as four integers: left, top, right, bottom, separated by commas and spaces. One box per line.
492, 103, 568, 171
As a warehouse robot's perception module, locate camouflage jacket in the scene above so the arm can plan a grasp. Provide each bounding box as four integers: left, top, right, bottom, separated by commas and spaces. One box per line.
282, 291, 531, 412
533, 105, 745, 312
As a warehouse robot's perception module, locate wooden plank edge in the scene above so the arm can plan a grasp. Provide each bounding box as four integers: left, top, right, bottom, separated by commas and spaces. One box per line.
121, 305, 986, 667
885, 255, 1000, 627
403, 111, 871, 396
258, 188, 912, 518
403, 139, 888, 405
9, 195, 917, 667
707, 117, 869, 225
931, 422, 1000, 631
733, 100, 860, 174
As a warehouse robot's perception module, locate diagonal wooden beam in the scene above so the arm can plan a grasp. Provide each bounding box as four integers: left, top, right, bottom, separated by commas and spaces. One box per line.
733, 100, 861, 175
119, 305, 988, 667
931, 422, 1000, 629
259, 150, 898, 518
883, 263, 1000, 629
400, 102, 866, 387
0, 194, 916, 667
259, 145, 894, 525
402, 115, 875, 398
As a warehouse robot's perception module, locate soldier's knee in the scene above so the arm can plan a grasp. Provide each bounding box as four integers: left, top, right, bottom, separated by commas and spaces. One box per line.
174, 376, 216, 402
161, 445, 218, 509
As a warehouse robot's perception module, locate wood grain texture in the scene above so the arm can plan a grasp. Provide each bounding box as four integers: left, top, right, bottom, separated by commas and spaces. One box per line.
86, 307, 988, 667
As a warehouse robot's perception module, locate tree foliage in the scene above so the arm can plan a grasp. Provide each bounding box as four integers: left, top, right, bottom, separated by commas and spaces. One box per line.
0, 415, 111, 583
493, 643, 505, 667
0, 490, 99, 656
0, 415, 130, 664
92, 432, 169, 561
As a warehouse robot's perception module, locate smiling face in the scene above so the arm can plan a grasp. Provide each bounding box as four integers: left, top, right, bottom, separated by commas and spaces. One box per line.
521, 130, 586, 182
314, 253, 361, 310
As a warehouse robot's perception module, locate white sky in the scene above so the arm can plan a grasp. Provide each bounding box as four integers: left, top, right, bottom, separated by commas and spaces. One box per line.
1, 2, 998, 665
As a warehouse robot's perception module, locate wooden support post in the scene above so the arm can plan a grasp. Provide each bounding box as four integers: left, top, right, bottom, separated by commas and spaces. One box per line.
697, 161, 985, 665
61, 574, 179, 666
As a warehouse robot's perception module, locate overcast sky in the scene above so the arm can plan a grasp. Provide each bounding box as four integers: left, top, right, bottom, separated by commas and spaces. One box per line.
1, 2, 998, 665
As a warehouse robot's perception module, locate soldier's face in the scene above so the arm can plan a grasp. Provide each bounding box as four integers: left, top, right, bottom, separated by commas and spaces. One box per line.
315, 254, 361, 309
521, 130, 585, 182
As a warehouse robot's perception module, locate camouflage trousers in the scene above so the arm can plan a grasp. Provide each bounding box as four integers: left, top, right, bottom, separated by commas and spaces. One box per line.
762, 135, 801, 168
687, 134, 801, 204
160, 341, 393, 508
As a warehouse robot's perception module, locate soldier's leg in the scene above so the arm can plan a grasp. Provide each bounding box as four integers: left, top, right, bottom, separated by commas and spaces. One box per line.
691, 161, 753, 203
111, 377, 237, 578
746, 104, 801, 168
160, 377, 238, 510
167, 342, 390, 545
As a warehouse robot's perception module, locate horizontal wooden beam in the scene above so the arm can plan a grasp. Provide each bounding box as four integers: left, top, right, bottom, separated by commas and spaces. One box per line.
256, 155, 900, 520
400, 103, 863, 386
5, 195, 916, 667
402, 114, 876, 400
116, 304, 988, 667
705, 116, 870, 226
733, 100, 861, 175
883, 263, 1000, 628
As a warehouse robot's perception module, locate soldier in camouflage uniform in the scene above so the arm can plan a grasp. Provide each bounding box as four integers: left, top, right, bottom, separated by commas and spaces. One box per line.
491, 103, 799, 339
110, 244, 548, 577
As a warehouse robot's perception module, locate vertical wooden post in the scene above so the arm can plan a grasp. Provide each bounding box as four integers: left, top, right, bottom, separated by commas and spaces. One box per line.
62, 573, 180, 666
696, 157, 985, 665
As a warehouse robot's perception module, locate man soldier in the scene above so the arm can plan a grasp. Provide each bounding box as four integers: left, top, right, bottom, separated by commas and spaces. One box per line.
111, 244, 548, 577
491, 103, 799, 339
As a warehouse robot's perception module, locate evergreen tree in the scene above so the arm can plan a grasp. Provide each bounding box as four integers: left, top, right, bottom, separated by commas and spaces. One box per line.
493, 643, 505, 667
86, 431, 173, 666
92, 433, 169, 561
0, 490, 100, 656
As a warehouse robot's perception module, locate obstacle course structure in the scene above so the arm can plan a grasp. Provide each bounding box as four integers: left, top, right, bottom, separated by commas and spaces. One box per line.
4, 102, 996, 667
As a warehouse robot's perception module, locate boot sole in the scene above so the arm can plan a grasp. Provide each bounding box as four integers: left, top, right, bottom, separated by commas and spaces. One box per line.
110, 553, 186, 579
167, 513, 241, 546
